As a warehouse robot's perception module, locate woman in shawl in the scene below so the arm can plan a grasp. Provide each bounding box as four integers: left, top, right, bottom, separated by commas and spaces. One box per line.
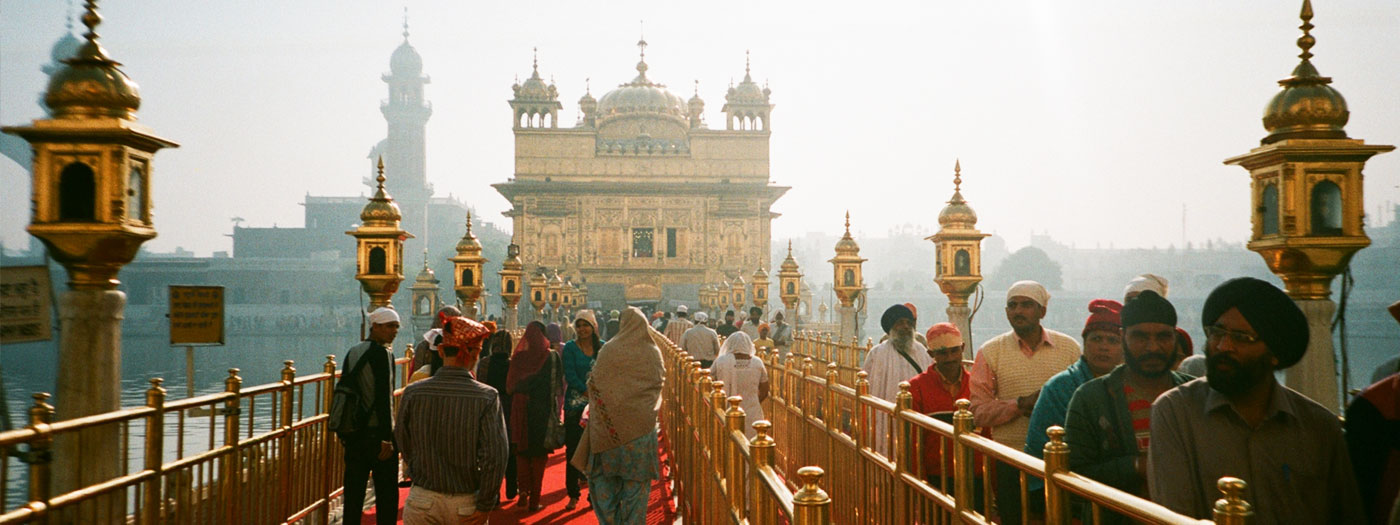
709, 331, 769, 439
506, 321, 564, 512
561, 310, 603, 509
545, 322, 564, 350
476, 330, 518, 500
571, 307, 665, 524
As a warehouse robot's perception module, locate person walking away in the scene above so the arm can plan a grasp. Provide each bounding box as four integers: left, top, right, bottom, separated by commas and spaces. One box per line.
571, 307, 664, 525
663, 305, 693, 346
507, 322, 564, 512
341, 307, 401, 525
396, 316, 507, 525
681, 312, 721, 369
562, 310, 603, 510
411, 305, 460, 373
710, 332, 769, 439
476, 330, 518, 501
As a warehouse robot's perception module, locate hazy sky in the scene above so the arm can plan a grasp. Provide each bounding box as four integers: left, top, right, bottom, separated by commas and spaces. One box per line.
3, 1, 1398, 256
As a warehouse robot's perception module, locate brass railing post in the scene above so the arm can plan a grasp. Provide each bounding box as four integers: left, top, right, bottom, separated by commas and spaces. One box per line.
279, 360, 296, 519
142, 379, 167, 524
751, 421, 775, 524
801, 357, 813, 466
893, 382, 912, 524
725, 396, 747, 521
1043, 426, 1070, 525
792, 466, 831, 525
1212, 477, 1253, 525
321, 355, 337, 525
952, 399, 974, 518
25, 393, 54, 525
855, 371, 869, 519
824, 362, 838, 487
223, 369, 243, 525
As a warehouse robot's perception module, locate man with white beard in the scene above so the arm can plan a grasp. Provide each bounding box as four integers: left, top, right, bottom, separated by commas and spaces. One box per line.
860, 304, 932, 455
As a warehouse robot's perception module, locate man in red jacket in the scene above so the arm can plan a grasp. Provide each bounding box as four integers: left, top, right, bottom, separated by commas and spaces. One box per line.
908, 322, 986, 508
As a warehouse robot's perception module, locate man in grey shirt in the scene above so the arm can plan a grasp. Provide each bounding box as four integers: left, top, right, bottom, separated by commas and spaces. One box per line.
1148, 277, 1364, 524
681, 312, 722, 369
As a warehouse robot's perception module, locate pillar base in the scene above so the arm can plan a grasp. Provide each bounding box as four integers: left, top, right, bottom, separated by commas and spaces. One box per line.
53, 289, 126, 519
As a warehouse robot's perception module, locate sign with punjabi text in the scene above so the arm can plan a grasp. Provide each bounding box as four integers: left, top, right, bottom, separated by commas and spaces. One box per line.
169, 286, 224, 346
0, 265, 53, 344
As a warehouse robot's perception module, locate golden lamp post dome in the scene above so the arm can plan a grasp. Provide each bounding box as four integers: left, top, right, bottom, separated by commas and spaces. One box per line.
454, 211, 483, 256
413, 256, 437, 285
360, 158, 403, 226
937, 160, 979, 228
43, 9, 141, 119
1260, 0, 1348, 145
833, 211, 862, 257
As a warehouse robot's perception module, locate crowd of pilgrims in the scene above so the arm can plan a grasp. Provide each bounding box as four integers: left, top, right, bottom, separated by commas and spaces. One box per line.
338, 273, 1400, 525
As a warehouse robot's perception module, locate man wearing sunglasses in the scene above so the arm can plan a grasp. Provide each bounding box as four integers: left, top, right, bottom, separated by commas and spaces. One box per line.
1148, 277, 1364, 524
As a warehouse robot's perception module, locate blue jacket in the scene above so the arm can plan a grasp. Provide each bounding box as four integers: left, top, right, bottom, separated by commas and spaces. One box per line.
1025, 358, 1096, 459
561, 339, 599, 411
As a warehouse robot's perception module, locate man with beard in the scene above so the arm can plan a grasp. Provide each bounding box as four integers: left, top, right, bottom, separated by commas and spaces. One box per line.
716, 310, 739, 338
1148, 277, 1364, 524
970, 280, 1080, 524
1063, 291, 1191, 513
860, 304, 931, 455
908, 323, 987, 506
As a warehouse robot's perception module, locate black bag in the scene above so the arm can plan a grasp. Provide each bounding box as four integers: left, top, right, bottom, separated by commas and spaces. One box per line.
328, 350, 373, 441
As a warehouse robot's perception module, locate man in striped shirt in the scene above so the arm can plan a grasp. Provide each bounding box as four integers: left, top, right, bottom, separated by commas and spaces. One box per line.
395, 317, 509, 524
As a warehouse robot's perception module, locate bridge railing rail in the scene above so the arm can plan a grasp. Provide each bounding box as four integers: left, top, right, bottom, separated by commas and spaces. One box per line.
0, 344, 424, 525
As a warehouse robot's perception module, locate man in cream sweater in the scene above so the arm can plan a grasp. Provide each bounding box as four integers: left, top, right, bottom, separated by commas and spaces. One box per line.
970, 280, 1081, 523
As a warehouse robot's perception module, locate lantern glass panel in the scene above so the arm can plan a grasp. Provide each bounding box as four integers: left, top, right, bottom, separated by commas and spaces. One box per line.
506, 280, 516, 294
1310, 181, 1343, 235
843, 268, 855, 287
786, 282, 795, 294
128, 165, 145, 222
955, 250, 971, 276
463, 268, 475, 286
59, 162, 97, 222
369, 247, 387, 274
416, 296, 431, 315
1261, 183, 1280, 235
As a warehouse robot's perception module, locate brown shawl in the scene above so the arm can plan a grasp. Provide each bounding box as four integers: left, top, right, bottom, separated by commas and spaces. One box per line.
576, 307, 664, 464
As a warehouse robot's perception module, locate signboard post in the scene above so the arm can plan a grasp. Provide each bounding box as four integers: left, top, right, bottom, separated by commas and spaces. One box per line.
169, 286, 224, 400
0, 265, 54, 344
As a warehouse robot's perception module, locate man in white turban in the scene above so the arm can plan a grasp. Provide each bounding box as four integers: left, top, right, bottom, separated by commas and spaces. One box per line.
1123, 273, 1169, 302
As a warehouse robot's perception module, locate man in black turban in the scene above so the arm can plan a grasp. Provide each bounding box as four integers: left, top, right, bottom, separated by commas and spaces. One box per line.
1147, 277, 1364, 524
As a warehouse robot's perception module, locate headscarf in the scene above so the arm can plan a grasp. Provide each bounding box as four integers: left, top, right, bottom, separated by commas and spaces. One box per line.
1124, 273, 1169, 299
925, 322, 963, 349
507, 322, 552, 393
586, 307, 664, 453
575, 309, 598, 332
1201, 277, 1308, 369
1008, 280, 1050, 308
719, 331, 755, 357
1121, 290, 1176, 328
545, 322, 564, 349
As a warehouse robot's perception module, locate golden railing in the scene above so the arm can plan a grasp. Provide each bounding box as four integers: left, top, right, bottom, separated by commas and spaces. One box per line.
724, 332, 1258, 524
0, 344, 425, 524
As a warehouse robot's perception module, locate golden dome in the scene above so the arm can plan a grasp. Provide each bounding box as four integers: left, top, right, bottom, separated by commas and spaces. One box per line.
1261, 0, 1349, 144
414, 257, 437, 284
455, 211, 483, 255
360, 158, 403, 225
512, 49, 558, 102
44, 8, 141, 119
938, 160, 978, 228
725, 52, 770, 105
780, 241, 800, 273
833, 211, 861, 256
596, 39, 689, 123
752, 266, 768, 282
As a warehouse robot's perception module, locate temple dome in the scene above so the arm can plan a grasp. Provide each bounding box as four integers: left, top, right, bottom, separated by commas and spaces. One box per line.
1260, 1, 1349, 144
44, 40, 141, 119
596, 60, 688, 121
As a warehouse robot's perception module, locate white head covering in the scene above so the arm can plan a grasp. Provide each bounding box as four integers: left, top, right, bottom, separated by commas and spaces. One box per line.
676, 304, 688, 313
368, 307, 400, 325
719, 331, 755, 357
574, 309, 598, 330
694, 311, 709, 322
422, 328, 442, 352
1007, 281, 1050, 308
1123, 273, 1169, 299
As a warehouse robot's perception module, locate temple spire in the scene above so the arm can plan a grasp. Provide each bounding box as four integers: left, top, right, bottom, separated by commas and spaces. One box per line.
402, 6, 409, 40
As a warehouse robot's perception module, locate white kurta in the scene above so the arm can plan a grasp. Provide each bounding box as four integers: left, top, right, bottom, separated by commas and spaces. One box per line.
859, 339, 932, 455
711, 353, 768, 439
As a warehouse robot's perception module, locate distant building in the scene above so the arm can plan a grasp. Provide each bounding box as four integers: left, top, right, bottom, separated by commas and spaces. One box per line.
492, 43, 788, 308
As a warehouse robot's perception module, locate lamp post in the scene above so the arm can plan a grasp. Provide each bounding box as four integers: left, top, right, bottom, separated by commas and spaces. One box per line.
409, 251, 441, 334
1223, 0, 1393, 412
2, 2, 178, 510
830, 212, 866, 342
752, 266, 770, 317
546, 270, 564, 323
929, 161, 990, 357
529, 269, 548, 323
498, 241, 524, 330
731, 274, 747, 313
349, 158, 413, 311
718, 281, 731, 317
779, 241, 803, 330
449, 212, 487, 319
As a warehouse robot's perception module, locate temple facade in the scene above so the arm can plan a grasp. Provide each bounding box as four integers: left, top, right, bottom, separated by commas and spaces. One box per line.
493, 43, 788, 307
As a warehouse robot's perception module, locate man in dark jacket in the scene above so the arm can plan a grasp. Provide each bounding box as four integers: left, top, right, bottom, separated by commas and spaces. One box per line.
1064, 291, 1190, 521
341, 307, 400, 525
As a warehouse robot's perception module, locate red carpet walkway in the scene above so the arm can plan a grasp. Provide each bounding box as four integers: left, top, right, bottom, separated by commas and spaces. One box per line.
362, 449, 675, 524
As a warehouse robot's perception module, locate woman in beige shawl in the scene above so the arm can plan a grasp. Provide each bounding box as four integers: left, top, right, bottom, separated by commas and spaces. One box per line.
570, 306, 664, 524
